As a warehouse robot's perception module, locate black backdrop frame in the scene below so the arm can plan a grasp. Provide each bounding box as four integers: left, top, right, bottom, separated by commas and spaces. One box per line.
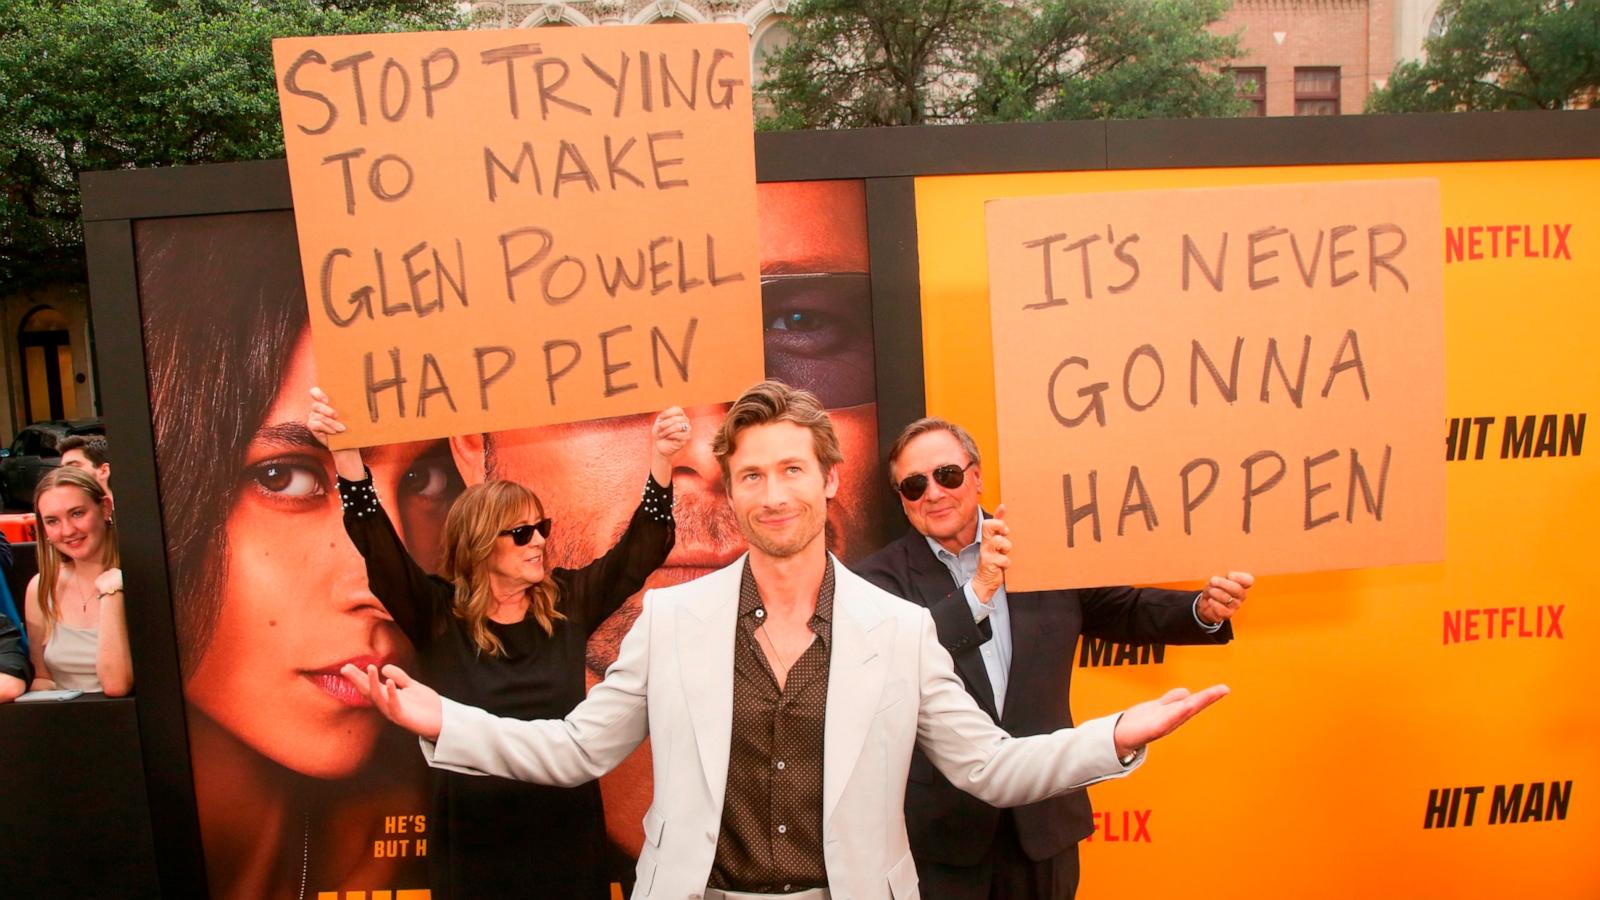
77, 110, 1600, 897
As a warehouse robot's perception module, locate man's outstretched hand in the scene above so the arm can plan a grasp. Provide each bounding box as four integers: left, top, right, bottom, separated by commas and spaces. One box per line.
341, 663, 445, 742
1113, 685, 1229, 758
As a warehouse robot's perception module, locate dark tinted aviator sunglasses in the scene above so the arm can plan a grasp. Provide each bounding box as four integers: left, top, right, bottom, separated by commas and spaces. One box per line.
895, 462, 976, 501
498, 518, 552, 546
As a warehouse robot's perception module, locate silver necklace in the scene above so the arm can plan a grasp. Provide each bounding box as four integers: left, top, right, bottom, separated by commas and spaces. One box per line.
66, 571, 96, 615
756, 621, 799, 676
297, 809, 309, 900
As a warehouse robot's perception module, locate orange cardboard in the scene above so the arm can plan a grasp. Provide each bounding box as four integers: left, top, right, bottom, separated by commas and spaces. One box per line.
273, 25, 763, 447
983, 180, 1445, 589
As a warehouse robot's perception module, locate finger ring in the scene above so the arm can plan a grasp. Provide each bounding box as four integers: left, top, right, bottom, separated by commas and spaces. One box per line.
680, 423, 689, 432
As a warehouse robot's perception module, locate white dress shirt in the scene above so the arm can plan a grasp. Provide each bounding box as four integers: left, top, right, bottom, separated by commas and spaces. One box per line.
926, 511, 1221, 721
926, 511, 1013, 717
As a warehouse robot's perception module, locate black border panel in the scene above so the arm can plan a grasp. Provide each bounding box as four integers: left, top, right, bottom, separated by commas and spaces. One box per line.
1106, 109, 1600, 169
0, 697, 161, 899
758, 120, 1109, 181
81, 159, 292, 222
754, 109, 1600, 181
864, 177, 926, 451
80, 112, 1600, 215
83, 219, 209, 896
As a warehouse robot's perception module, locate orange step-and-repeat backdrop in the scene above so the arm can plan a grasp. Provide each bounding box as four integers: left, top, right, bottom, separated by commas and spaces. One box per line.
914, 159, 1596, 899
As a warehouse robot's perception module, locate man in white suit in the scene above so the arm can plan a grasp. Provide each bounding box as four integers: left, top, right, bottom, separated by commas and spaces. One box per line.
344, 381, 1228, 900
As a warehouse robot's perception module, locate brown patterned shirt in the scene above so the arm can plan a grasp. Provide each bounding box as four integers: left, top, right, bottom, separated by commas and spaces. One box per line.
707, 558, 836, 893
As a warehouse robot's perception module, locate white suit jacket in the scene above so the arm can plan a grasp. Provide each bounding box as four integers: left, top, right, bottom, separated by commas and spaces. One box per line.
423, 555, 1142, 900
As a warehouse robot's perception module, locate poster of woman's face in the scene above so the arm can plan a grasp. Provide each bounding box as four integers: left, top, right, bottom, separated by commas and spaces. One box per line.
135, 180, 886, 897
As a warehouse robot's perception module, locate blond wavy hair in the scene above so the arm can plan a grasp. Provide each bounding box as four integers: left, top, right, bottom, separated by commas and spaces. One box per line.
441, 480, 563, 657
33, 466, 120, 642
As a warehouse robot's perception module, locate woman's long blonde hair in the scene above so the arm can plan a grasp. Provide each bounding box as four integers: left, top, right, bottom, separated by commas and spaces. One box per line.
33, 466, 120, 642
440, 480, 563, 657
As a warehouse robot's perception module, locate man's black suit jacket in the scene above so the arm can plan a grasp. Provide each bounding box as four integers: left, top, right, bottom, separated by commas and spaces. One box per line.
853, 525, 1233, 867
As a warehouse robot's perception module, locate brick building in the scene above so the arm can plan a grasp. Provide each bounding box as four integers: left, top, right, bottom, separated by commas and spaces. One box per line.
1216, 0, 1446, 116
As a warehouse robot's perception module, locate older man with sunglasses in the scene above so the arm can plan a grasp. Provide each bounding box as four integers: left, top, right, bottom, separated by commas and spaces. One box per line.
853, 417, 1252, 900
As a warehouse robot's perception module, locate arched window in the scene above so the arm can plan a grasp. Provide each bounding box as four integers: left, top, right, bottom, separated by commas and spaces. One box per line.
746, 4, 797, 117
1427, 7, 1452, 41
518, 3, 594, 27
751, 16, 794, 85
631, 1, 708, 24
20, 307, 67, 332
18, 305, 77, 422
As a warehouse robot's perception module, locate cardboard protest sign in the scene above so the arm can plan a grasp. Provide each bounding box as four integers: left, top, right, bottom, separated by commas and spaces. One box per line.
273, 25, 763, 447
985, 180, 1445, 590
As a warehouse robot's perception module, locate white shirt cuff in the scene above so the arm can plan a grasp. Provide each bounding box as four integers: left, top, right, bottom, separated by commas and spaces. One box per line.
965, 579, 997, 625
1192, 592, 1223, 633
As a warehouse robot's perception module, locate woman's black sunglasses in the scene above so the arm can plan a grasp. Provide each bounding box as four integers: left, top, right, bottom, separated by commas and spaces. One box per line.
895, 462, 976, 501
498, 518, 553, 546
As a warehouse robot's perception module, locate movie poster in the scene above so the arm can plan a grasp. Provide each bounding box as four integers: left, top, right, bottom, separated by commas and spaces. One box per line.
133, 179, 887, 898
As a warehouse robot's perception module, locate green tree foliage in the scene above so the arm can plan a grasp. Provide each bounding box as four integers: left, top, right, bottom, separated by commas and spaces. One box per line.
969, 0, 1246, 121
757, 0, 1244, 130
0, 0, 464, 293
1368, 0, 1600, 112
756, 0, 996, 128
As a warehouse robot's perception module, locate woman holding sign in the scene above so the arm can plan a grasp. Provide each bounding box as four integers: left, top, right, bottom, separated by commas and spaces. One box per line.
308, 389, 688, 899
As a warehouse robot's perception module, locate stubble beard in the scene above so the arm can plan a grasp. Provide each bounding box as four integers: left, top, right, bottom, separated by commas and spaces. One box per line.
742, 504, 826, 562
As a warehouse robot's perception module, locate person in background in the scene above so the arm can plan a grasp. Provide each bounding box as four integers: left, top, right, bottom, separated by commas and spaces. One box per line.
60, 435, 112, 505
23, 466, 131, 696
0, 528, 20, 657
854, 417, 1252, 900
0, 610, 30, 701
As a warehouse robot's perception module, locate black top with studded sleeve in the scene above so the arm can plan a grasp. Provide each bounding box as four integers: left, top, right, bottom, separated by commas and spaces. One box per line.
339, 472, 674, 900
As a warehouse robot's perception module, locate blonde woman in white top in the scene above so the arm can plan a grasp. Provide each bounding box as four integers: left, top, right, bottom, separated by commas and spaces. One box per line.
24, 465, 131, 696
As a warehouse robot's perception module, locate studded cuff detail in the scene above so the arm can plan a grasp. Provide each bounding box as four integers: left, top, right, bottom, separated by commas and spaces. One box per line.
641, 474, 674, 523
338, 470, 382, 520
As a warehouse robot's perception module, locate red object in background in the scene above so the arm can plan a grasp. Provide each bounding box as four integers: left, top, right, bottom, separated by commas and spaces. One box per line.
0, 513, 36, 543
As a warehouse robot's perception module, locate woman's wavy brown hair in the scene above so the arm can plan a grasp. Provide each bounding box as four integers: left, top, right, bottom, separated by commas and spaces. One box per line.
440, 480, 563, 656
